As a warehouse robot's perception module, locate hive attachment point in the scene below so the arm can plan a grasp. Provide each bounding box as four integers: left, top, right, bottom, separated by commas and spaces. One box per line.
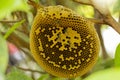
27, 0, 43, 9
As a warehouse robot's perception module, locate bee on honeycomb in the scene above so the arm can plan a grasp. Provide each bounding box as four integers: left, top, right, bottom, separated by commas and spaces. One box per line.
29, 0, 100, 78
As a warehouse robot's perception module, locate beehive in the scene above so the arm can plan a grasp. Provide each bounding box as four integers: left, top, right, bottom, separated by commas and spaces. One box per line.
30, 5, 100, 78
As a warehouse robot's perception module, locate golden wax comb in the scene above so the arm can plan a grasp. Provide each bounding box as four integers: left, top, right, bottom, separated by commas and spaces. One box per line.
29, 0, 100, 78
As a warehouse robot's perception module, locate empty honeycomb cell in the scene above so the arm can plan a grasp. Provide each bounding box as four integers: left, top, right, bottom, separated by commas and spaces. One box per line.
30, 3, 100, 78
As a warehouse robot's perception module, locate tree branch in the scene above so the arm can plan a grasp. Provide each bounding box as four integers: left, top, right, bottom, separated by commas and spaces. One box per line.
73, 0, 120, 34
16, 66, 46, 74
87, 18, 105, 24
103, 14, 120, 34
73, 0, 93, 6
94, 10, 109, 59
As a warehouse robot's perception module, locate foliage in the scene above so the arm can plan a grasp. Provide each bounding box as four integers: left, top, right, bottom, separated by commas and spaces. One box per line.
0, 0, 120, 80
0, 0, 29, 20
83, 41, 120, 80
37, 74, 49, 80
113, 0, 120, 13
84, 68, 120, 80
4, 19, 25, 39
0, 34, 8, 73
115, 43, 120, 67
77, 5, 94, 18
0, 34, 8, 80
6, 67, 33, 80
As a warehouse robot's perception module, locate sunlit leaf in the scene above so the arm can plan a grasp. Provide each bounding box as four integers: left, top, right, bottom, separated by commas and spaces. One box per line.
113, 0, 120, 13
84, 68, 120, 80
6, 67, 33, 80
75, 76, 82, 80
0, 34, 8, 80
0, 0, 29, 19
77, 5, 94, 18
52, 77, 66, 80
4, 19, 25, 39
115, 43, 120, 67
37, 74, 49, 80
0, 34, 8, 73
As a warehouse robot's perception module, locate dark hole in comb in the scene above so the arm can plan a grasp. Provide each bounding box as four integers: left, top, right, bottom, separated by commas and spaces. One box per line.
57, 28, 60, 30
62, 39, 65, 42
60, 13, 62, 15
57, 32, 60, 37
62, 28, 67, 34
66, 36, 71, 39
48, 15, 51, 17
68, 15, 70, 17
53, 13, 55, 16
65, 44, 69, 48
74, 42, 78, 46
74, 36, 79, 39
67, 40, 70, 44
55, 38, 58, 41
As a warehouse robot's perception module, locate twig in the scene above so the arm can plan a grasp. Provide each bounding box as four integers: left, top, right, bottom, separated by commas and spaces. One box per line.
27, 0, 43, 9
31, 72, 35, 80
87, 18, 105, 24
13, 11, 29, 36
6, 32, 35, 60
73, 0, 120, 34
94, 10, 109, 59
103, 14, 120, 34
0, 20, 22, 23
73, 0, 93, 6
19, 47, 35, 61
16, 66, 46, 74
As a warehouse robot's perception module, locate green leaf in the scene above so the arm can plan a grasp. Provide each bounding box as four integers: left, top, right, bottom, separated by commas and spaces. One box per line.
0, 0, 14, 19
115, 43, 120, 67
84, 68, 120, 80
52, 77, 66, 80
77, 5, 94, 18
4, 19, 25, 39
37, 74, 49, 80
113, 0, 120, 13
0, 0, 29, 19
6, 67, 33, 80
75, 76, 82, 80
0, 34, 8, 74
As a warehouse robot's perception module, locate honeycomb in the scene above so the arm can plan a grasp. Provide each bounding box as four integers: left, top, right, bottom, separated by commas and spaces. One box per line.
30, 5, 100, 78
